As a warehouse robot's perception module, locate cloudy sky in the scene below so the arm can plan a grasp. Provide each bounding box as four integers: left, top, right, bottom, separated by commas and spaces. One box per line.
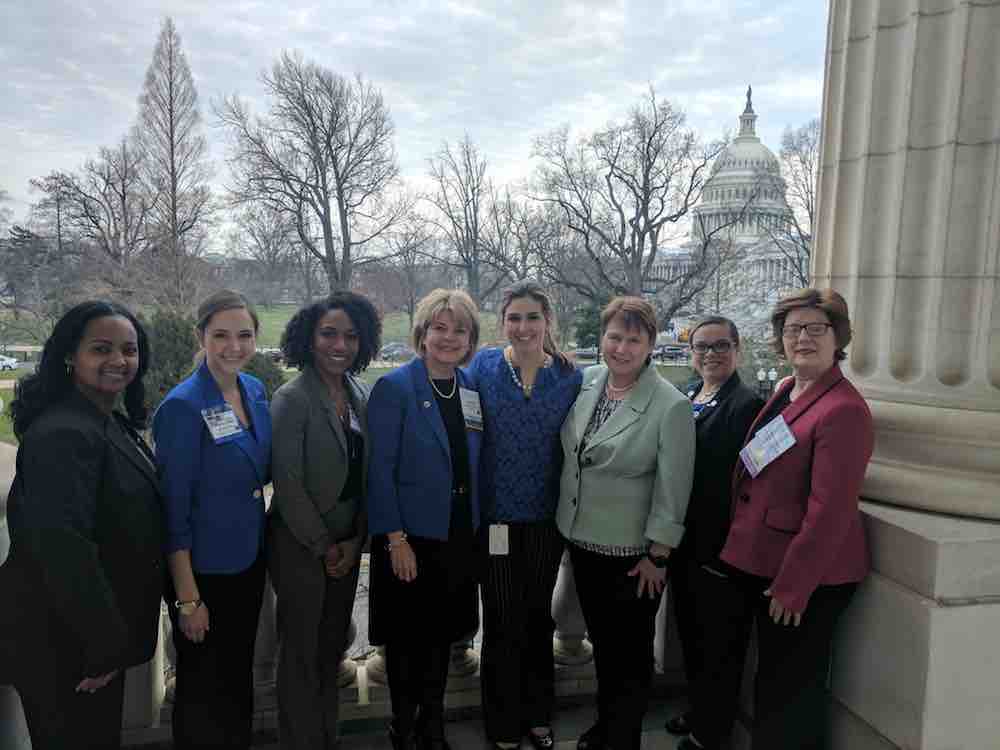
1, 0, 828, 223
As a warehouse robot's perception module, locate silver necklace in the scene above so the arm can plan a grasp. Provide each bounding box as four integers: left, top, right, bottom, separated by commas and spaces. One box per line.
504, 346, 550, 398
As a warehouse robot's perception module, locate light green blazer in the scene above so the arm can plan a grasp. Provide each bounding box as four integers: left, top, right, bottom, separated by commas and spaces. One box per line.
556, 363, 695, 549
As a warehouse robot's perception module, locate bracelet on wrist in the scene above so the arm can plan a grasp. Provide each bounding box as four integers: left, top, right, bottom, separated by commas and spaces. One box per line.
386, 532, 409, 552
174, 598, 202, 615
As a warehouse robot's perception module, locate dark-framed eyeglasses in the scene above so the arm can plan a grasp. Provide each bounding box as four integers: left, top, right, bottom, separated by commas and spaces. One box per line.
782, 322, 833, 338
691, 340, 734, 355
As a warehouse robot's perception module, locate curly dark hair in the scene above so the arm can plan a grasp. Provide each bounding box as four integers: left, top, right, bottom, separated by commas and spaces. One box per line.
281, 292, 382, 373
10, 301, 151, 439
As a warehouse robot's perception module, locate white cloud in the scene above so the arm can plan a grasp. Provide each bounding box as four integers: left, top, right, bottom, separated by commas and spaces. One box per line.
0, 0, 826, 226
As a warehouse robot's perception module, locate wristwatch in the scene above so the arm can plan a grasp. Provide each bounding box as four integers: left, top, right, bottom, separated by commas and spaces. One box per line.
174, 599, 202, 616
646, 552, 670, 569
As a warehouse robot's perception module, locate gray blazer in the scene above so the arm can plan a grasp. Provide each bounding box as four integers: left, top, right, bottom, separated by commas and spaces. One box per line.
269, 365, 370, 557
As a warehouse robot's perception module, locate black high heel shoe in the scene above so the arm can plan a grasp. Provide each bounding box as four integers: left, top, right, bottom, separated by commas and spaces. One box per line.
526, 728, 555, 750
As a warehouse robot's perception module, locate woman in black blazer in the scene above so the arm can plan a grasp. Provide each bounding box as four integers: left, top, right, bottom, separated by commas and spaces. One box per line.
0, 301, 164, 750
666, 316, 764, 750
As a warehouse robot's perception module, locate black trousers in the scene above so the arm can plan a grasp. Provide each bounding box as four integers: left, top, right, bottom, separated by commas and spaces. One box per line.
480, 520, 564, 743
669, 551, 703, 689
689, 564, 857, 749
570, 544, 662, 750
385, 640, 452, 737
14, 652, 125, 750
167, 555, 266, 750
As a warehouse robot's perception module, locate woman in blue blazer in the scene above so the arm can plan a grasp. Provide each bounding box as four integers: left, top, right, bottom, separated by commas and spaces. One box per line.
367, 289, 483, 750
153, 290, 272, 750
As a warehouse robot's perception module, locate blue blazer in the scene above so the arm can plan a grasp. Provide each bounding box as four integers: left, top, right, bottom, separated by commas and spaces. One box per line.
153, 361, 272, 574
366, 357, 482, 540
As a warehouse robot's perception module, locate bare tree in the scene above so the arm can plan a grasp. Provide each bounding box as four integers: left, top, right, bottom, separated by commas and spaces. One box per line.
384, 211, 436, 329
230, 202, 296, 306
32, 138, 153, 290
767, 118, 819, 287
425, 135, 506, 306
219, 52, 404, 292
532, 88, 725, 303
135, 16, 213, 307
0, 190, 13, 236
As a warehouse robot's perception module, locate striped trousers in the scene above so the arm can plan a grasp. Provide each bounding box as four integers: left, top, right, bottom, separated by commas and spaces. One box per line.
479, 519, 564, 744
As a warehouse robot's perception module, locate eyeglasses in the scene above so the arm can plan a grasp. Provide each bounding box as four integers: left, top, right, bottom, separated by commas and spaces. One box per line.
691, 340, 734, 354
782, 323, 833, 338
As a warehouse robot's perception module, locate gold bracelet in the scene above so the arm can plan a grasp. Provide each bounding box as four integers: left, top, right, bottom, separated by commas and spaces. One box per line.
386, 533, 409, 552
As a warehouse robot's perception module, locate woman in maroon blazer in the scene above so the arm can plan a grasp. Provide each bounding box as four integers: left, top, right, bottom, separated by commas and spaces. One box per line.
680, 289, 873, 750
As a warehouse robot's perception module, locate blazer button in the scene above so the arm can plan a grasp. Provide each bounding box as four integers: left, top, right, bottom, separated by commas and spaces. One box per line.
584, 457, 593, 466
740, 493, 750, 503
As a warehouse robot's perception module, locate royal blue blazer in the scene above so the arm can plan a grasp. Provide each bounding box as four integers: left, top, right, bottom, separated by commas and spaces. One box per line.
366, 357, 482, 540
153, 361, 272, 574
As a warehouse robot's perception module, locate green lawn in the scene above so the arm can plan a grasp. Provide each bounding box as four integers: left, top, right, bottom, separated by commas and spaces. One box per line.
0, 413, 15, 445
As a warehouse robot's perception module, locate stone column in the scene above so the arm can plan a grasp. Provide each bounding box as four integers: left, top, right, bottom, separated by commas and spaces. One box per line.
813, 0, 1000, 519
551, 550, 593, 665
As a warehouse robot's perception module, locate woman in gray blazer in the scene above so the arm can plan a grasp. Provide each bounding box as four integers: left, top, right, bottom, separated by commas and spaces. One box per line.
557, 297, 695, 750
267, 292, 381, 750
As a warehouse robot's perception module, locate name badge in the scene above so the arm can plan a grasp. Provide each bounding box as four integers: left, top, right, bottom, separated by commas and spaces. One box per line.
459, 387, 483, 431
739, 415, 795, 478
489, 524, 509, 556
201, 404, 244, 443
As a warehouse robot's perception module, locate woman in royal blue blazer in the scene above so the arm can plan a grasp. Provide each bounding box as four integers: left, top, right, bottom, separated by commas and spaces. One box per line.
153, 290, 272, 750
367, 288, 483, 750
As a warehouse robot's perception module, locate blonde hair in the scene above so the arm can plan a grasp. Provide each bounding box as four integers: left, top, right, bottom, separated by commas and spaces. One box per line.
411, 288, 480, 365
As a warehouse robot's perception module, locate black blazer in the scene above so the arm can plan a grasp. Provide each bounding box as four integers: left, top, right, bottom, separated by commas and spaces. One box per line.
0, 390, 165, 681
679, 372, 764, 564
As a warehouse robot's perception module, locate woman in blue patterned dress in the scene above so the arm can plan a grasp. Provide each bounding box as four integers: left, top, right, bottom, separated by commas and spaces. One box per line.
469, 280, 583, 750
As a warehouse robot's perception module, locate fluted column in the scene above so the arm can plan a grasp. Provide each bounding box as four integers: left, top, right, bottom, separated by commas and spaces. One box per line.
814, 0, 1000, 518
551, 550, 593, 665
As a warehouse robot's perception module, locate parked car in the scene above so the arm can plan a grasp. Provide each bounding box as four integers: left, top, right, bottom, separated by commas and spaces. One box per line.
379, 342, 415, 362
655, 345, 688, 362
257, 347, 283, 363
574, 347, 599, 360
0, 355, 19, 371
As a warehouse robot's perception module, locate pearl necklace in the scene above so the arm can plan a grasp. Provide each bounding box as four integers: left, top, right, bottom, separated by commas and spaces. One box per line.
693, 386, 721, 405
504, 347, 550, 399
428, 375, 457, 399
605, 378, 636, 400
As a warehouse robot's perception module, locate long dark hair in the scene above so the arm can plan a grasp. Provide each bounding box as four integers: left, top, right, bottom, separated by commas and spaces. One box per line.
281, 292, 382, 373
10, 301, 150, 439
499, 280, 571, 370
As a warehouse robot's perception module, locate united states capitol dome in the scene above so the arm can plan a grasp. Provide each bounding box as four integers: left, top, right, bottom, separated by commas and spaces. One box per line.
691, 86, 792, 244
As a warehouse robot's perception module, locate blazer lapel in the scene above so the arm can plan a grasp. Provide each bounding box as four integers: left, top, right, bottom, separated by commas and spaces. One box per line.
779, 364, 845, 427
573, 368, 604, 445
731, 365, 846, 490
305, 366, 348, 456
106, 416, 159, 489
410, 359, 450, 460
584, 365, 656, 449
197, 363, 266, 485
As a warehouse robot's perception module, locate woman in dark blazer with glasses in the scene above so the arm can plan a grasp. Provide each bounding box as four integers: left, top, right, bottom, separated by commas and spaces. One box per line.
665, 316, 763, 744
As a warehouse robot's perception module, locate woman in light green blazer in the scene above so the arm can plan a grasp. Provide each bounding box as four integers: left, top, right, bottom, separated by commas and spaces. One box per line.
267, 292, 381, 750
557, 296, 695, 750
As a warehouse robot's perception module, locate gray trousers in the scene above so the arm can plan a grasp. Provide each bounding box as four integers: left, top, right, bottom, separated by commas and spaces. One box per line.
269, 519, 360, 750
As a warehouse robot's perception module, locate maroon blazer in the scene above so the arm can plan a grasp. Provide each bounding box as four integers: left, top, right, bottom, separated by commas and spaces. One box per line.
720, 364, 873, 613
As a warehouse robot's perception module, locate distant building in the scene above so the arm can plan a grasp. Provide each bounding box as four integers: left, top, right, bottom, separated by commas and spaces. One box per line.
654, 88, 803, 334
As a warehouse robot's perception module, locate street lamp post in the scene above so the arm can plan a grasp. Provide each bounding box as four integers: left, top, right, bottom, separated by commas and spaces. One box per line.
768, 368, 778, 395
756, 368, 768, 398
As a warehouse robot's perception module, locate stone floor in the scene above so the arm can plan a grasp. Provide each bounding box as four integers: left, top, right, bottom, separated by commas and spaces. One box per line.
257, 696, 691, 749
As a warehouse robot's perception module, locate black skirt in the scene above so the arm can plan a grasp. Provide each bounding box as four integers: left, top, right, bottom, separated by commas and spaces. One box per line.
369, 530, 481, 646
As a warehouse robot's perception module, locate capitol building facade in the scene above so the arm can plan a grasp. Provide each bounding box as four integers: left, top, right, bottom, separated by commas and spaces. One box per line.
654, 88, 804, 333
